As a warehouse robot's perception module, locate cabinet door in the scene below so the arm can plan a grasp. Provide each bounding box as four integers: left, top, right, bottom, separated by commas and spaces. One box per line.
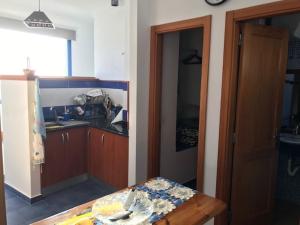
89, 128, 104, 180
88, 128, 128, 190
101, 131, 115, 186
111, 135, 129, 189
65, 127, 87, 179
42, 131, 66, 188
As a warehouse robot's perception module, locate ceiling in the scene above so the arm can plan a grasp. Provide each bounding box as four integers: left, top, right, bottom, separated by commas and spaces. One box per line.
0, 0, 108, 23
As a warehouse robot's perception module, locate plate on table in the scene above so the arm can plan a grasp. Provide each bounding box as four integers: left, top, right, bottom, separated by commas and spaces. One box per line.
92, 190, 153, 225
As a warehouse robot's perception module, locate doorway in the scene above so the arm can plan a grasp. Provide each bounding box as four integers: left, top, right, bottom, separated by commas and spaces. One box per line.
148, 16, 211, 192
160, 28, 202, 188
217, 1, 300, 225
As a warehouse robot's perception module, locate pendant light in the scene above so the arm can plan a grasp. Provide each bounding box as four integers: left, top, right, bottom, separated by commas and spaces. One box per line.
24, 0, 55, 29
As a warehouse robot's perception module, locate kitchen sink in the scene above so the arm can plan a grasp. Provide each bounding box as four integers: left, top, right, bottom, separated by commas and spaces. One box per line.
59, 120, 90, 127
280, 133, 300, 145
45, 120, 90, 130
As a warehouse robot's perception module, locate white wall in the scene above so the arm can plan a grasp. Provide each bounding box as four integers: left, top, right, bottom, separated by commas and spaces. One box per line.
132, 0, 280, 199
1, 80, 40, 198
128, 0, 138, 186
94, 0, 129, 80
40, 88, 95, 107
72, 22, 94, 76
160, 32, 198, 184
75, 0, 283, 206
92, 0, 135, 184
135, 0, 151, 183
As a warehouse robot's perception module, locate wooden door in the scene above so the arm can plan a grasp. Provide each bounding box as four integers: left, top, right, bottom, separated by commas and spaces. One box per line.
65, 128, 87, 179
101, 130, 114, 186
89, 128, 105, 181
230, 24, 289, 225
89, 128, 128, 189
89, 128, 100, 179
87, 129, 92, 174
42, 131, 67, 188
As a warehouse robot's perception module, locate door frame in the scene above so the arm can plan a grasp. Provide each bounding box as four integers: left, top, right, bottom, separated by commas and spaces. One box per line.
0, 132, 6, 225
147, 15, 211, 192
216, 1, 300, 225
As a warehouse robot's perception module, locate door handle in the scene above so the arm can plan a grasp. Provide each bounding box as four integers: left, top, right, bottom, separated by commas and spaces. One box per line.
66, 132, 70, 142
61, 133, 65, 144
273, 128, 279, 139
101, 134, 105, 144
274, 128, 280, 148
87, 130, 91, 139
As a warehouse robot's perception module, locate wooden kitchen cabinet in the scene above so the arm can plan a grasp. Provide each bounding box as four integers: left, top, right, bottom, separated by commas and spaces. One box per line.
111, 134, 129, 189
88, 128, 128, 190
41, 130, 67, 188
65, 128, 87, 179
42, 127, 87, 188
88, 128, 103, 181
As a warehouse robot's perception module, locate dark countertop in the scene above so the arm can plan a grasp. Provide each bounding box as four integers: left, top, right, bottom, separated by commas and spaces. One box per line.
46, 118, 128, 137
87, 119, 129, 137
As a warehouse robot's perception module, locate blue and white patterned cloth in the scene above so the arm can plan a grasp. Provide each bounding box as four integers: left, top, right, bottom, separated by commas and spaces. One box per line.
136, 177, 196, 223
94, 177, 197, 225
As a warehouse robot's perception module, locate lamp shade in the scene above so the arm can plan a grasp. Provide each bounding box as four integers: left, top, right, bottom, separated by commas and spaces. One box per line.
24, 11, 55, 29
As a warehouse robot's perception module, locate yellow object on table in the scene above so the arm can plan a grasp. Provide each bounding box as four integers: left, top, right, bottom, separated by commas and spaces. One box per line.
57, 212, 94, 225
93, 202, 124, 217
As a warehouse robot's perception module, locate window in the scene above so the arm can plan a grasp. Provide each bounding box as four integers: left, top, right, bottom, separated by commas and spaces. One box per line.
0, 28, 70, 76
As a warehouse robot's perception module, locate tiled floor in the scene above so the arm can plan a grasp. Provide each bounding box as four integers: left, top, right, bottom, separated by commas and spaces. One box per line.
5, 179, 115, 225
273, 200, 300, 225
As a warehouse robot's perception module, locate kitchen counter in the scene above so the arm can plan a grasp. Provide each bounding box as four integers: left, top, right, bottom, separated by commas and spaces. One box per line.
46, 118, 128, 137
87, 119, 128, 137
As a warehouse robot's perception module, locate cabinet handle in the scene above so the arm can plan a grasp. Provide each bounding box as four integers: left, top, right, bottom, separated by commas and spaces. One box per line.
273, 128, 278, 139
40, 164, 43, 174
101, 134, 105, 144
61, 133, 65, 144
66, 132, 70, 142
88, 130, 91, 139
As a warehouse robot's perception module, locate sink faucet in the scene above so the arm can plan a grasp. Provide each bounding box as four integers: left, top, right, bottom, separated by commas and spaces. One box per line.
50, 107, 59, 123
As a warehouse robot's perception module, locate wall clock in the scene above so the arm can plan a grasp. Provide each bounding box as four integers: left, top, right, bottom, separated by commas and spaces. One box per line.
205, 0, 227, 6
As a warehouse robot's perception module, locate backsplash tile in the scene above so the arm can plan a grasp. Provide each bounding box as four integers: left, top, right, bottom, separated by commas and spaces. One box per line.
43, 105, 76, 122
39, 79, 129, 91
68, 80, 103, 89
96, 81, 128, 91
39, 80, 69, 89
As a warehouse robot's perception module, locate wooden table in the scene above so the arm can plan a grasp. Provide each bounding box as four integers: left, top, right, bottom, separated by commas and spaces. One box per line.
32, 189, 226, 225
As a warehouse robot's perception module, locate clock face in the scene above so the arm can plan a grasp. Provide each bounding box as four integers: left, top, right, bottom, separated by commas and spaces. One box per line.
205, 0, 226, 6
